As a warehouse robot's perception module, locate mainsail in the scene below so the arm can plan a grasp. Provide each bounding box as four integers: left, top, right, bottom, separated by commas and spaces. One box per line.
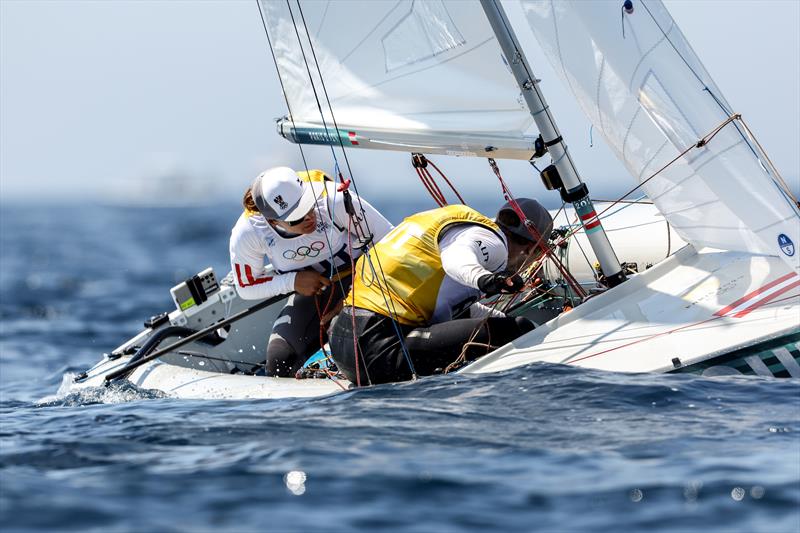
262, 0, 799, 273
259, 0, 539, 159
517, 0, 800, 271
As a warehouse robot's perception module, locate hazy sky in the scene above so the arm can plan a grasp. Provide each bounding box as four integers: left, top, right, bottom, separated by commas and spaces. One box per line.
1, 0, 798, 205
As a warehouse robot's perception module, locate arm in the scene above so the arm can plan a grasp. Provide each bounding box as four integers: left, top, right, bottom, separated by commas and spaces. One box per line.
229, 218, 296, 300
439, 225, 507, 289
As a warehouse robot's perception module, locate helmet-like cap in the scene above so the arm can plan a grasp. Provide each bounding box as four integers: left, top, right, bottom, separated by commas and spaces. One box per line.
251, 167, 322, 222
496, 198, 553, 244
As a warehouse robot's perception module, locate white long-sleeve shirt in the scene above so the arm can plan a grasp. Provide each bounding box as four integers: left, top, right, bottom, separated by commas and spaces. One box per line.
229, 182, 393, 300
431, 224, 509, 323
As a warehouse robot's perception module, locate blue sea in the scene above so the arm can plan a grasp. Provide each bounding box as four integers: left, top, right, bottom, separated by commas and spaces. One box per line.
1, 203, 799, 532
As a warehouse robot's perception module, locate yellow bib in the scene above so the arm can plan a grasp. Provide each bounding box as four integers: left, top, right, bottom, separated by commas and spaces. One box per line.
348, 205, 500, 326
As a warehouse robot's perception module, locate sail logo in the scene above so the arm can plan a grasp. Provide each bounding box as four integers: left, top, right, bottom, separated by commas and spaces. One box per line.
778, 234, 795, 257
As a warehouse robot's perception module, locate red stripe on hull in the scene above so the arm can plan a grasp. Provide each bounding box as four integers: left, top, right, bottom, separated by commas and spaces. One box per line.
714, 272, 798, 316
733, 280, 800, 318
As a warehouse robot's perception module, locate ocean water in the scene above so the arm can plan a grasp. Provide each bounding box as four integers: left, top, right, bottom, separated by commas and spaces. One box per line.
1, 204, 799, 532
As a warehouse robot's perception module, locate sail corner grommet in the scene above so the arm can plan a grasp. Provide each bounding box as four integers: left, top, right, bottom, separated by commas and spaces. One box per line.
623, 0, 634, 14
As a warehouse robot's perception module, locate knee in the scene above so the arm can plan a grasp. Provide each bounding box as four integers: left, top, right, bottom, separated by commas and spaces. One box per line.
514, 316, 535, 335
266, 336, 300, 377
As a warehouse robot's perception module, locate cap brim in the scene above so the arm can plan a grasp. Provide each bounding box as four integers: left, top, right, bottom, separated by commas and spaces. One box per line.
281, 181, 323, 222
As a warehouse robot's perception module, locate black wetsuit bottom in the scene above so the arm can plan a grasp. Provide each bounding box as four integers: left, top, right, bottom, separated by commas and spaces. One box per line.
262, 274, 351, 377
329, 307, 534, 386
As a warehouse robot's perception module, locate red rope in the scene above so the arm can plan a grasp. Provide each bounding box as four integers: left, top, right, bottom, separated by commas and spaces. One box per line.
412, 154, 466, 207
488, 158, 587, 298
422, 167, 448, 205
415, 167, 446, 206
426, 159, 465, 204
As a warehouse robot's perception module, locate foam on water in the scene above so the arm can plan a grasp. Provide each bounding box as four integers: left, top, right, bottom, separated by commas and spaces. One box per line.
37, 373, 168, 407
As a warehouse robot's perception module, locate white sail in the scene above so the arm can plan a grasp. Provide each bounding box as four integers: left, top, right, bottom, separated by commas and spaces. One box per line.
259, 0, 539, 159
517, 0, 799, 272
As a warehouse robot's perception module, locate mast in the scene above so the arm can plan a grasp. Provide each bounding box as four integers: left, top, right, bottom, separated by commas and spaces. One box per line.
480, 0, 626, 287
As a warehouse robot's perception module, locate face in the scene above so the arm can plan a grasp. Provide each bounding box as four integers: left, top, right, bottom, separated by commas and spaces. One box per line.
269, 209, 317, 235
506, 240, 540, 272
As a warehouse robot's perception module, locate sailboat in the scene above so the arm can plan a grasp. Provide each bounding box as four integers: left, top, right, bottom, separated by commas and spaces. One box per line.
67, 0, 800, 400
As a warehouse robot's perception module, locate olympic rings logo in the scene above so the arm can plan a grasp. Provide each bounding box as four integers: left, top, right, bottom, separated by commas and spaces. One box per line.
283, 241, 325, 260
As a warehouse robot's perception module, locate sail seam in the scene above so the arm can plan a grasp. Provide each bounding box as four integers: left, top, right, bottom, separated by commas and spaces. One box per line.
332, 37, 496, 104
636, 140, 669, 183
638, 0, 781, 197
339, 0, 403, 64
645, 139, 746, 203
595, 56, 607, 136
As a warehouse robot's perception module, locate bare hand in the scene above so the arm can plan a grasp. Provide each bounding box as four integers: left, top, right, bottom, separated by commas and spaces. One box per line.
294, 270, 331, 297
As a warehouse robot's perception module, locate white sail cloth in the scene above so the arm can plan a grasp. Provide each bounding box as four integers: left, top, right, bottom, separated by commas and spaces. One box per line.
260, 0, 533, 141
261, 0, 799, 272
517, 0, 799, 271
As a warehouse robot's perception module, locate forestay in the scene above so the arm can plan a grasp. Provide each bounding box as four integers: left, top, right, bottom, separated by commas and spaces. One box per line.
516, 0, 800, 272
259, 0, 539, 159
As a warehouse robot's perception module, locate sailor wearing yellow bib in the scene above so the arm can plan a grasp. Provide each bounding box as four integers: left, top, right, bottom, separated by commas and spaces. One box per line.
329, 199, 553, 385
229, 167, 392, 377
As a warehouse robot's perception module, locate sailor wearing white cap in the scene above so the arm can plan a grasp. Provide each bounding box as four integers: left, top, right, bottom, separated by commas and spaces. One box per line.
229, 166, 393, 377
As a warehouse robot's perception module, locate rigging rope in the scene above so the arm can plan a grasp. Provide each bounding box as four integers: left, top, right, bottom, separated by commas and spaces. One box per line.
488, 158, 588, 298
736, 117, 799, 208
411, 154, 465, 207
257, 1, 349, 296
289, 0, 417, 380
552, 113, 771, 260
258, 1, 358, 378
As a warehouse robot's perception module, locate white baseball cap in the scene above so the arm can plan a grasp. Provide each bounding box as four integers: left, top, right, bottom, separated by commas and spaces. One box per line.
250, 167, 322, 222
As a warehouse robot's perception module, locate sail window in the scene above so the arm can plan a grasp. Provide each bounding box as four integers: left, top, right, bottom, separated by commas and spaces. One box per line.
638, 71, 700, 159
381, 0, 465, 72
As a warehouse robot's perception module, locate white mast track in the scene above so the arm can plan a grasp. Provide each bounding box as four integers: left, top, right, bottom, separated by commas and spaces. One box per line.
479, 0, 626, 287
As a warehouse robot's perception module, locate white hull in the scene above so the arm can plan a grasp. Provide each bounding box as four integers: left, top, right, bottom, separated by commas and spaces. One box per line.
548, 202, 686, 284
464, 246, 800, 376
75, 356, 347, 400
67, 242, 799, 401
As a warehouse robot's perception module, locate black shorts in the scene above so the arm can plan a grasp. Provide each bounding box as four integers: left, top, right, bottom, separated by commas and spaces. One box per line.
329, 307, 534, 386
265, 274, 351, 377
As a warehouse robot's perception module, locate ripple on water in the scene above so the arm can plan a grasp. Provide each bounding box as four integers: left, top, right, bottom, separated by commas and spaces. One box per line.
1, 205, 799, 531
